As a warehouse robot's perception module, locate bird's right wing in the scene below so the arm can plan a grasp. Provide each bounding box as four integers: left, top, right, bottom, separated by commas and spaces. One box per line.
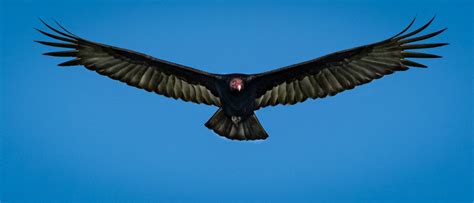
36, 20, 222, 106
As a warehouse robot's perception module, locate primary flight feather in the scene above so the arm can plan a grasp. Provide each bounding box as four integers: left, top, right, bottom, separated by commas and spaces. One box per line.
36, 17, 447, 141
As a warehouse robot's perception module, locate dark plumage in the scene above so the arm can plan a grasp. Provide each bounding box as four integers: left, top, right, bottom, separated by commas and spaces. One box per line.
36, 17, 447, 141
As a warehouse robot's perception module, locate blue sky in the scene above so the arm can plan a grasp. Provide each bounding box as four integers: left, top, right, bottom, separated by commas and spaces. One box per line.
1, 0, 472, 202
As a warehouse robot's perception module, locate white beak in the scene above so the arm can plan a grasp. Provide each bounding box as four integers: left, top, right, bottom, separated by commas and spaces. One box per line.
237, 85, 242, 91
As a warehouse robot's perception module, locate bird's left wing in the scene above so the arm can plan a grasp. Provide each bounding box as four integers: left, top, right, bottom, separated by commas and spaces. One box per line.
252, 17, 447, 109
36, 20, 222, 106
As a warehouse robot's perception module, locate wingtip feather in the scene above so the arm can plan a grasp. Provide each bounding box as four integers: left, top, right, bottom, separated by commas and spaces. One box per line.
402, 52, 442, 58
58, 58, 82, 66
392, 17, 417, 38
43, 50, 78, 57
401, 59, 428, 68
39, 19, 78, 40
394, 17, 437, 41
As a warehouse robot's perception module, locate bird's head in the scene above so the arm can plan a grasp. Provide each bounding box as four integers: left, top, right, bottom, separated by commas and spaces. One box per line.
229, 78, 244, 92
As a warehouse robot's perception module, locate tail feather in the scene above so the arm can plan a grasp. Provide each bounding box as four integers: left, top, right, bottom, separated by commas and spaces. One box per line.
205, 109, 268, 140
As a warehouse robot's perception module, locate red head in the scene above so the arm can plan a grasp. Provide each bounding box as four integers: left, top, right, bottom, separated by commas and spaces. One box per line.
229, 78, 244, 92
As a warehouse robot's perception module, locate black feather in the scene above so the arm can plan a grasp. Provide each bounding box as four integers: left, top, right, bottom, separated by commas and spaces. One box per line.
402, 52, 441, 58
58, 58, 82, 66
43, 50, 78, 57
391, 17, 417, 38
394, 16, 435, 40
35, 40, 77, 48
54, 20, 79, 38
39, 18, 79, 40
401, 59, 427, 68
35, 28, 75, 43
401, 43, 449, 50
399, 28, 447, 44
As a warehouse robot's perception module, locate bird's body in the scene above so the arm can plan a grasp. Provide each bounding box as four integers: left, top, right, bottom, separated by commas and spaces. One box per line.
36, 17, 447, 141
216, 74, 255, 117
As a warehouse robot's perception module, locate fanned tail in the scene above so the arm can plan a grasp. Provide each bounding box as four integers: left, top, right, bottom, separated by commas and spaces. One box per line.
205, 109, 268, 141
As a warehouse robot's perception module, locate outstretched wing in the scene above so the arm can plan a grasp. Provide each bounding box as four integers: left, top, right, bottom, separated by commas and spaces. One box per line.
36, 20, 222, 106
252, 17, 447, 109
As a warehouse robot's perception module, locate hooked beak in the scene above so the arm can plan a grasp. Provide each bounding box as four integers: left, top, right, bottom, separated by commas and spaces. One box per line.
237, 85, 242, 91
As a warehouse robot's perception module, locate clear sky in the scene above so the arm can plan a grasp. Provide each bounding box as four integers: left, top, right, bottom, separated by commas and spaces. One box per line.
1, 0, 472, 202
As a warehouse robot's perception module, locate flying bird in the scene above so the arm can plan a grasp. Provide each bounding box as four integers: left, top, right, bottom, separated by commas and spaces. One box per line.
36, 17, 447, 141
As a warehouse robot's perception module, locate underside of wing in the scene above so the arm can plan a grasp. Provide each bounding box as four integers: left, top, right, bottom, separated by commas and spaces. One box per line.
36, 20, 221, 106
253, 17, 447, 109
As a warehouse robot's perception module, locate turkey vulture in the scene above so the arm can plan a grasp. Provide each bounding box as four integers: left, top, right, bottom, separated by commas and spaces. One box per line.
36, 17, 447, 141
